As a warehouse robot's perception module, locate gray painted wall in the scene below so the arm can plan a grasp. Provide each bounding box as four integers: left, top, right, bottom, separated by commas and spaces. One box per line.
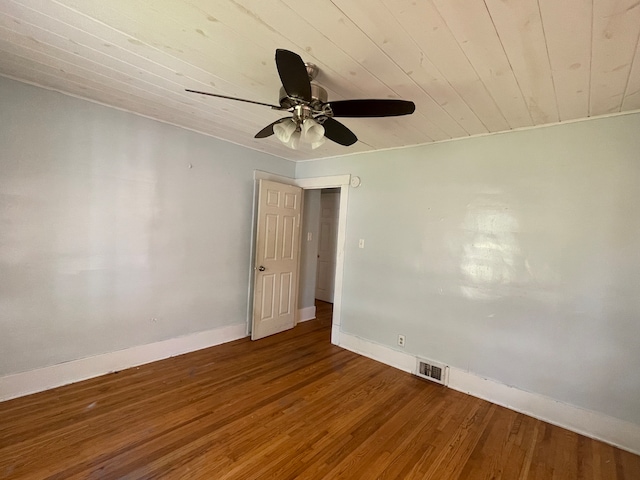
296, 113, 640, 426
298, 189, 321, 310
0, 77, 294, 376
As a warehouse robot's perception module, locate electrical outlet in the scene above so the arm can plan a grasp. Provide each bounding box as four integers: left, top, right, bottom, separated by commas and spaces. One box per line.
398, 334, 405, 347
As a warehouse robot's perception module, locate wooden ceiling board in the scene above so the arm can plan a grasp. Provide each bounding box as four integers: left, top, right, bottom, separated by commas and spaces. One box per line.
590, 0, 640, 115
335, 0, 492, 136
538, 0, 592, 122
0, 2, 274, 120
384, 0, 511, 133
0, 26, 247, 129
1, 0, 639, 161
622, 35, 640, 110
484, 0, 559, 125
55, 0, 283, 101
430, 0, 534, 130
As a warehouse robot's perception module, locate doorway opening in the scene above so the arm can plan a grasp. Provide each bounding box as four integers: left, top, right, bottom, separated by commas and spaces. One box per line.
249, 172, 350, 345
298, 188, 340, 333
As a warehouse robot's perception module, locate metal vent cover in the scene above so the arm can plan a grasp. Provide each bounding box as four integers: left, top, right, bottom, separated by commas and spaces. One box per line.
415, 358, 449, 386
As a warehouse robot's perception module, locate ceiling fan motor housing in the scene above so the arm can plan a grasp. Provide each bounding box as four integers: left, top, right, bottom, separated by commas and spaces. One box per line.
278, 83, 327, 111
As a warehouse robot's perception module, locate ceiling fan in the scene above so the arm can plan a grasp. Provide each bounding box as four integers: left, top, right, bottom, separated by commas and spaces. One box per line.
186, 49, 415, 149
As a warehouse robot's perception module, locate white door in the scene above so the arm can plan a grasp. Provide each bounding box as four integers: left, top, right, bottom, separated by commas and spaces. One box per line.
315, 191, 339, 303
252, 179, 302, 340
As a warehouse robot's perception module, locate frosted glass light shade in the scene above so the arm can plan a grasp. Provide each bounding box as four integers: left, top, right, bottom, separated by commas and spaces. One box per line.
302, 118, 325, 144
311, 137, 325, 149
273, 119, 297, 143
288, 130, 301, 150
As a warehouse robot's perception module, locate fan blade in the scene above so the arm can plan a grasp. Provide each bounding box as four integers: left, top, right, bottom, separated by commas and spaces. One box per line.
275, 49, 312, 102
254, 118, 290, 138
185, 89, 283, 109
321, 117, 358, 146
325, 99, 416, 117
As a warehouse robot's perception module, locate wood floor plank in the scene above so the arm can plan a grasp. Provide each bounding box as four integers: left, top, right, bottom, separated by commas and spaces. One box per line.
1, 301, 639, 479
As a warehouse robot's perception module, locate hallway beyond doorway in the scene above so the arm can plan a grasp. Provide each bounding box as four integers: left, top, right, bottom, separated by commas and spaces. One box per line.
315, 299, 333, 326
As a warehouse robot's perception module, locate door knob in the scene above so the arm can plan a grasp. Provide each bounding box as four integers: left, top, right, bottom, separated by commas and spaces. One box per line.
258, 266, 266, 271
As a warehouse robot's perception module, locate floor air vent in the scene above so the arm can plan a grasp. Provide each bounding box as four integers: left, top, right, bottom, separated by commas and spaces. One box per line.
415, 358, 449, 386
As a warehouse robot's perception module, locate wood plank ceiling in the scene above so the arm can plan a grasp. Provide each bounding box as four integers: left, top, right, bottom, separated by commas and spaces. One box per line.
1, 0, 639, 161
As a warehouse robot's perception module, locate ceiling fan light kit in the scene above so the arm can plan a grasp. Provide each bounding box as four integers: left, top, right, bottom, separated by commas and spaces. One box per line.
274, 108, 326, 149
186, 49, 415, 149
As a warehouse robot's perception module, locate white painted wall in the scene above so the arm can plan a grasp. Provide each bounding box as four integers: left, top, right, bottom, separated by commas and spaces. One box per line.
298, 189, 321, 310
0, 77, 294, 377
295, 113, 640, 427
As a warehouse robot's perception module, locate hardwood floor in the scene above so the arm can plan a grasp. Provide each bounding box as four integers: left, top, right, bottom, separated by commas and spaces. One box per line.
1, 301, 639, 479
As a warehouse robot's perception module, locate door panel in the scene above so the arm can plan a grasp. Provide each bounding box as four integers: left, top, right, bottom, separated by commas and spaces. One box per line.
279, 272, 292, 315
282, 215, 295, 259
264, 214, 278, 260
252, 179, 302, 340
260, 273, 276, 321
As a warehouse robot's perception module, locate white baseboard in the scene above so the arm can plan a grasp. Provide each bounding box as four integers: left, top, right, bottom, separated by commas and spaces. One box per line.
338, 330, 415, 372
297, 306, 316, 323
336, 330, 640, 455
0, 323, 247, 402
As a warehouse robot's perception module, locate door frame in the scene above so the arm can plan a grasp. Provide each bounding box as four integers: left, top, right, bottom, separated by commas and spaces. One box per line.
248, 170, 350, 345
